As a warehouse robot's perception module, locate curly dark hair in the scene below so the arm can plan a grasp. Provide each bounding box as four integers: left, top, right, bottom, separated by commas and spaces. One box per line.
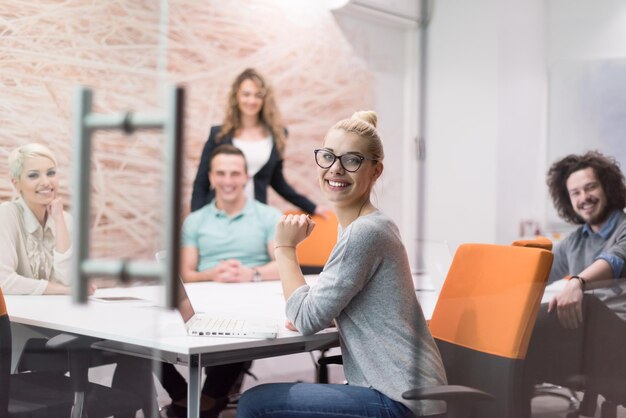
547, 151, 626, 224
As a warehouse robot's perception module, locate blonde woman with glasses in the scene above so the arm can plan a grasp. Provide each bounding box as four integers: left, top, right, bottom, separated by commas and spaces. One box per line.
236, 112, 447, 418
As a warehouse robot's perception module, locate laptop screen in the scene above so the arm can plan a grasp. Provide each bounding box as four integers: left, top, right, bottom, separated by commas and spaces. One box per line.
156, 251, 196, 323
176, 278, 196, 323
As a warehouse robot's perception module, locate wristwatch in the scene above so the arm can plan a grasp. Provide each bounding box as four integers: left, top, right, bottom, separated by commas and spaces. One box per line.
568, 274, 587, 291
252, 269, 262, 283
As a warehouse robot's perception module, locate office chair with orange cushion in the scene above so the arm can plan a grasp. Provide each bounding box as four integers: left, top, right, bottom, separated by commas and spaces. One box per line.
403, 238, 554, 418
0, 288, 143, 418
283, 210, 338, 274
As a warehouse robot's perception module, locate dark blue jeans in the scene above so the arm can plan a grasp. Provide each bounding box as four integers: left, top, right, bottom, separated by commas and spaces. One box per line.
237, 382, 442, 418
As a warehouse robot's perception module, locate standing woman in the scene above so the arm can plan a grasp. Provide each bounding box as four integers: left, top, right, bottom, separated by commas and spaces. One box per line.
191, 68, 326, 215
236, 112, 447, 418
0, 143, 76, 295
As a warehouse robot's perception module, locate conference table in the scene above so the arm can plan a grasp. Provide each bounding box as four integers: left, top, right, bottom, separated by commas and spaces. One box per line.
6, 278, 342, 418
6, 270, 561, 418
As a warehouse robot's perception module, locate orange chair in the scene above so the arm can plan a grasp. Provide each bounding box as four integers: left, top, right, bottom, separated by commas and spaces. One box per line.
283, 210, 338, 274
403, 238, 553, 418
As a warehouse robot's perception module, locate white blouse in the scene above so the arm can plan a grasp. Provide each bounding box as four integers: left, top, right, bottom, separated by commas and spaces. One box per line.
0, 198, 72, 295
233, 136, 273, 201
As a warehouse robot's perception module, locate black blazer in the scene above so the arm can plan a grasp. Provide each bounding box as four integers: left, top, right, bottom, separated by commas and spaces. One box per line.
190, 125, 316, 213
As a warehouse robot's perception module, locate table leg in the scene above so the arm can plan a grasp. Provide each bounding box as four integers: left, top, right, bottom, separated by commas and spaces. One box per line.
188, 353, 201, 418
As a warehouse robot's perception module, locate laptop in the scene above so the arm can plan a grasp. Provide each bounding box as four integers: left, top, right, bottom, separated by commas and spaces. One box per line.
176, 278, 278, 339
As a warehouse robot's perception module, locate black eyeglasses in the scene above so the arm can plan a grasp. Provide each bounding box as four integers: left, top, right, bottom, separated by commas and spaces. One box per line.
314, 149, 377, 173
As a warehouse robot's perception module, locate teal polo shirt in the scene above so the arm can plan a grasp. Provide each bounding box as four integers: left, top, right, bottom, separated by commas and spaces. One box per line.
182, 199, 282, 272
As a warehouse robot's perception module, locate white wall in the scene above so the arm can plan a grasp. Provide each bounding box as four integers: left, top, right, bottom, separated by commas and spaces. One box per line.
331, 0, 626, 256
332, 8, 421, 263
544, 0, 626, 230
495, 0, 547, 245
548, 0, 626, 62
332, 0, 551, 257
425, 0, 501, 249
425, 0, 626, 250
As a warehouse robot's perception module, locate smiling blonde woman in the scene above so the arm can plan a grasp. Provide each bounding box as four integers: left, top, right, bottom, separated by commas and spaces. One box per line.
237, 112, 447, 418
0, 143, 73, 294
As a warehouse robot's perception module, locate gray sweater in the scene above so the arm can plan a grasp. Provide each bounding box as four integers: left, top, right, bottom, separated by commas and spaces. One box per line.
549, 210, 626, 282
286, 211, 447, 417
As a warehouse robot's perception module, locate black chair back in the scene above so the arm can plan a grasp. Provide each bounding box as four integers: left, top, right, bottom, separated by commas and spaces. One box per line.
0, 289, 11, 416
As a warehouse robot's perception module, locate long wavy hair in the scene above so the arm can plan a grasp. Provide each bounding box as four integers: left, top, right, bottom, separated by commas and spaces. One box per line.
547, 151, 626, 224
217, 68, 287, 156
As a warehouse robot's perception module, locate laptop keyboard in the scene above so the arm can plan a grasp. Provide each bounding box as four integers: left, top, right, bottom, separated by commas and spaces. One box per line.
193, 316, 245, 335
188, 314, 277, 338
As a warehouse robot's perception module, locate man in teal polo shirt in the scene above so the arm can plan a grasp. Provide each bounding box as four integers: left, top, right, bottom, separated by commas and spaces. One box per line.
162, 144, 282, 418
180, 144, 281, 283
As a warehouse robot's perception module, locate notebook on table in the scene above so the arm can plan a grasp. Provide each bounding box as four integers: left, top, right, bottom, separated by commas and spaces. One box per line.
176, 278, 278, 339
90, 296, 147, 303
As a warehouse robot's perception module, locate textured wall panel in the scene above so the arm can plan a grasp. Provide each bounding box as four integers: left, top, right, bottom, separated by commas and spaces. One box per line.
0, 0, 372, 260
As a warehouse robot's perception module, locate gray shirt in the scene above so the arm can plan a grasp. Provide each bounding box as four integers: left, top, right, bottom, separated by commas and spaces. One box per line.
286, 211, 447, 417
550, 210, 626, 320
550, 210, 626, 282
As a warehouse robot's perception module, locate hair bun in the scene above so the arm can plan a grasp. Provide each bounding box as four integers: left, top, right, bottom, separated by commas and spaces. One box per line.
351, 111, 377, 129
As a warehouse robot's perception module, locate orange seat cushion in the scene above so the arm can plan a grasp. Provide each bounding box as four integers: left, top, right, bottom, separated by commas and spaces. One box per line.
284, 210, 338, 267
429, 243, 553, 360
0, 289, 6, 317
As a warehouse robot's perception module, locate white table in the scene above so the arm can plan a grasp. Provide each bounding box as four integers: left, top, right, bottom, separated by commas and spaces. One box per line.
6, 279, 339, 418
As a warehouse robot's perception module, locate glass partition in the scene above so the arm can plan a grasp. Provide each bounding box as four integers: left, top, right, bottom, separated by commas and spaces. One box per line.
0, 1, 420, 417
